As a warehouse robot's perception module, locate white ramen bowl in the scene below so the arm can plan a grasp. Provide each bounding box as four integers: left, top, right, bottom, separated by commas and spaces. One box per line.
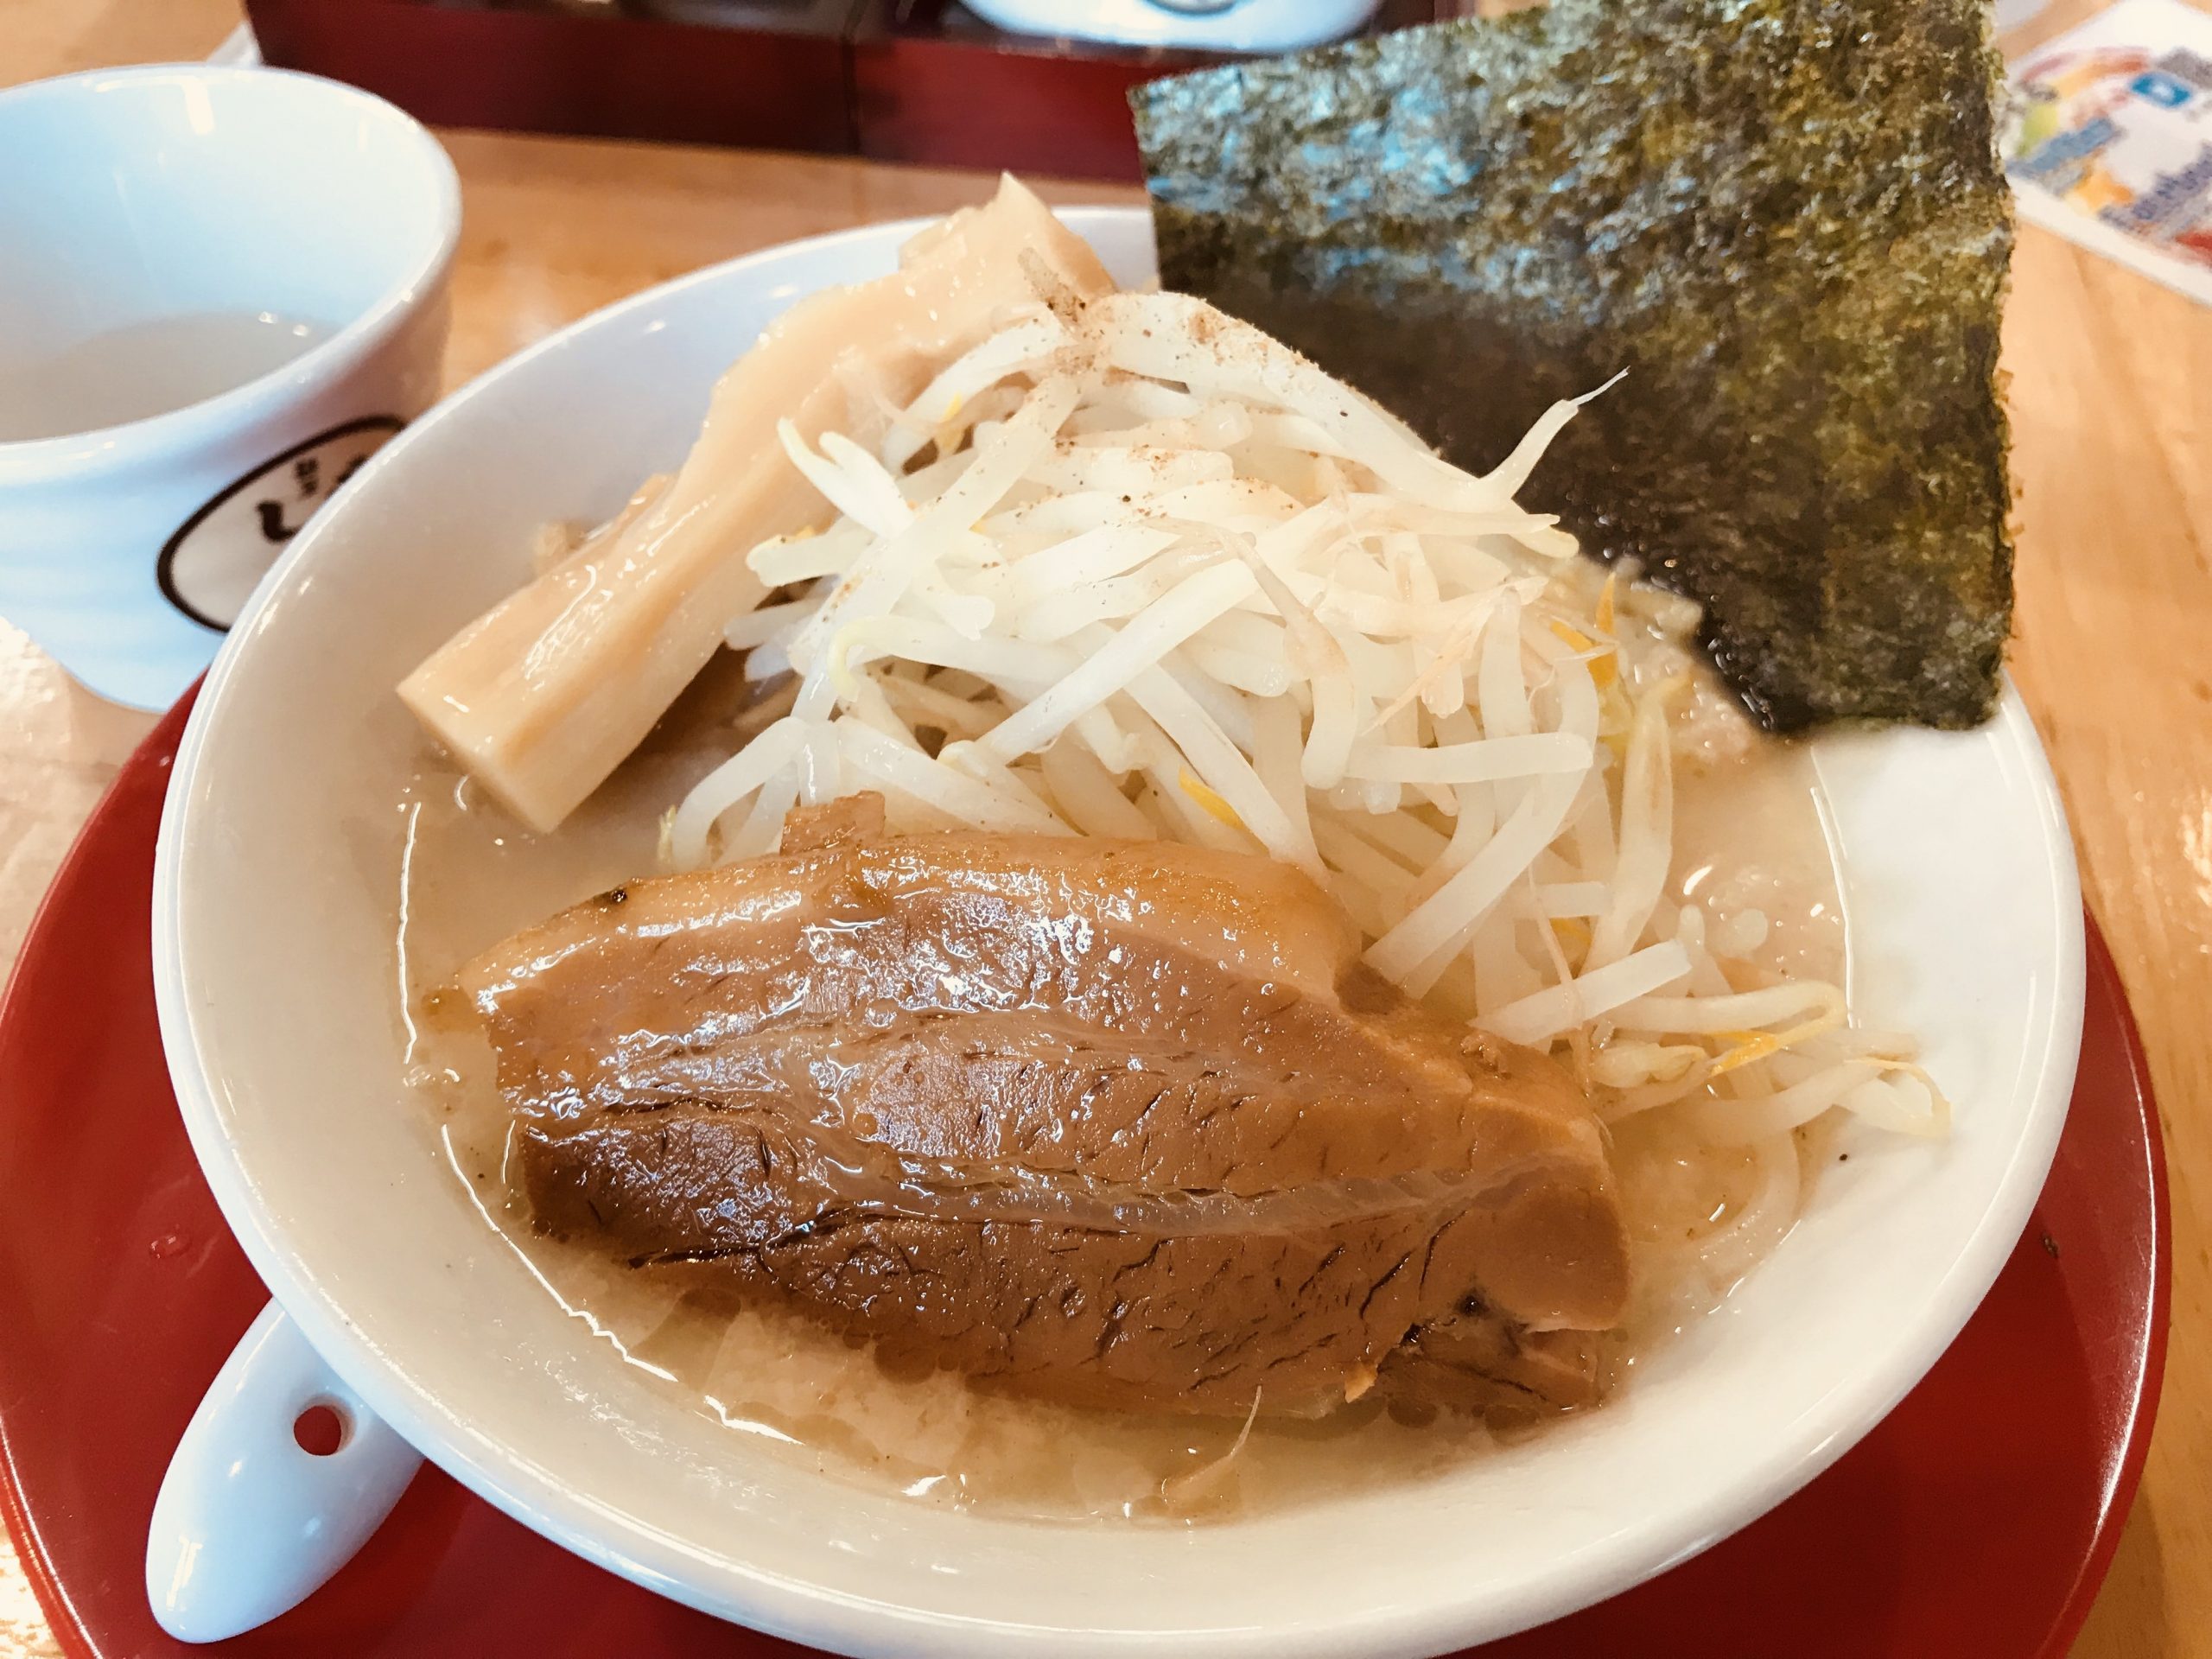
154, 207, 2084, 1657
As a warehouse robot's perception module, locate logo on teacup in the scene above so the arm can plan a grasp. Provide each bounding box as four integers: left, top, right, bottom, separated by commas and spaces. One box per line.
156, 415, 404, 632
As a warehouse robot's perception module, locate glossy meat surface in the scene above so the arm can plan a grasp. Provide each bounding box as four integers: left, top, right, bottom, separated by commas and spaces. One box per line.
462, 798, 1630, 1419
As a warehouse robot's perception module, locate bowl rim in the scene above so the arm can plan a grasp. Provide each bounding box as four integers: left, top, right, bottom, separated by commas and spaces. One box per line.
152, 206, 2087, 1658
0, 63, 460, 478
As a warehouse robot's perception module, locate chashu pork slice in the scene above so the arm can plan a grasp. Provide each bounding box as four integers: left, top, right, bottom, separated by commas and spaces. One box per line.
461, 796, 1630, 1421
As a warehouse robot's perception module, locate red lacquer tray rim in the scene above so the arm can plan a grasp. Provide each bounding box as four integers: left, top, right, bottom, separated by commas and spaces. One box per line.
0, 692, 195, 1657
2040, 924, 2171, 1656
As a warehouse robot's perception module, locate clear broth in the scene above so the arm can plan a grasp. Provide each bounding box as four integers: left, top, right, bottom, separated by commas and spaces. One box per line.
0, 310, 333, 442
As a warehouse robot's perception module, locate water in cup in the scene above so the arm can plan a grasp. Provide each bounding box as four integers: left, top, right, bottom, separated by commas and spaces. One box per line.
0, 310, 334, 442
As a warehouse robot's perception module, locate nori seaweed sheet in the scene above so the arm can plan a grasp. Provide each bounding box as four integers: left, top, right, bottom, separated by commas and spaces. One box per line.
1132, 0, 2013, 731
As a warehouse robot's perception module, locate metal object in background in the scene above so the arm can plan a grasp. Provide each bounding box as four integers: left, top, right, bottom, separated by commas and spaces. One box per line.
960, 0, 1383, 50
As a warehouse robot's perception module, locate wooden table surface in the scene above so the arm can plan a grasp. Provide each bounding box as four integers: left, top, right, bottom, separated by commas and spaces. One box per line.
2, 2, 2204, 1655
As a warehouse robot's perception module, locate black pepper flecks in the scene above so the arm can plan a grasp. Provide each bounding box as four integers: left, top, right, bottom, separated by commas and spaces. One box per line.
1132, 0, 2014, 732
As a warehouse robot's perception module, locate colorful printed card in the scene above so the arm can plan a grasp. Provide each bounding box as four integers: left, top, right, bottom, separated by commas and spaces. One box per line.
2007, 0, 2212, 304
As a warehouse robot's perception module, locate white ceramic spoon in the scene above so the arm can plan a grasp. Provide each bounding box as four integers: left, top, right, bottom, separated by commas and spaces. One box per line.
145, 1301, 419, 1643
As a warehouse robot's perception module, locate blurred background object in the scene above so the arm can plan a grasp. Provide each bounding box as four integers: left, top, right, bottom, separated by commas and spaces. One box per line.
958, 0, 1383, 51
237, 0, 1452, 178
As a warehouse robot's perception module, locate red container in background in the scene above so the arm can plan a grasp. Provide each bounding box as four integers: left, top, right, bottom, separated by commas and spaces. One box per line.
241, 0, 1453, 180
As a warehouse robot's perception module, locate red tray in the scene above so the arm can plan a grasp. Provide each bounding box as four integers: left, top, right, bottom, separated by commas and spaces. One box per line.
0, 690, 2169, 1659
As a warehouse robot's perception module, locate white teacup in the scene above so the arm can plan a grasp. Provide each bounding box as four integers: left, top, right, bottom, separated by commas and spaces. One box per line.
0, 65, 458, 710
